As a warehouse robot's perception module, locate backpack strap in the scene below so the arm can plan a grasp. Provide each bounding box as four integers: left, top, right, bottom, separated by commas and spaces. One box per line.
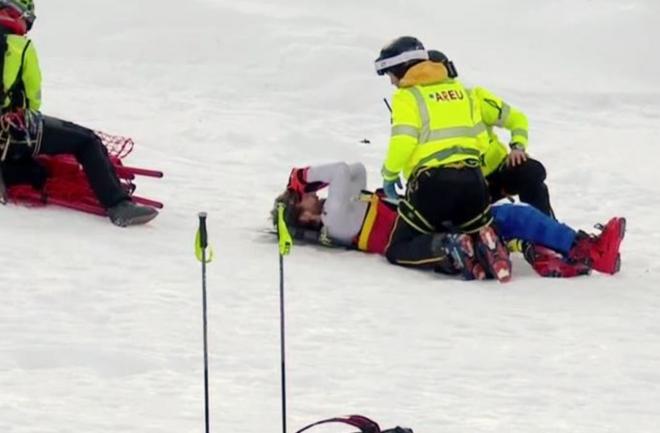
295, 415, 381, 433
0, 33, 10, 200
9, 39, 31, 110
0, 33, 7, 108
0, 33, 31, 112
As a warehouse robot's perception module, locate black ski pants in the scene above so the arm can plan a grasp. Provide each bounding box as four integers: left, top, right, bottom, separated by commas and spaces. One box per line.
37, 116, 129, 208
385, 165, 492, 268
486, 158, 554, 217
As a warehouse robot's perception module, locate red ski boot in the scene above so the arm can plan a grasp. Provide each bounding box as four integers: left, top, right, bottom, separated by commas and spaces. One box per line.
475, 226, 512, 283
524, 245, 592, 278
569, 217, 626, 275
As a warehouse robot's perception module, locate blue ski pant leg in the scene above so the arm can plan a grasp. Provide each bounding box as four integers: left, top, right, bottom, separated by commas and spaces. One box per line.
492, 204, 576, 254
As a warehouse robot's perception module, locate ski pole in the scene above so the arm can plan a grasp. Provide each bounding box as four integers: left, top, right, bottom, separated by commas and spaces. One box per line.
276, 204, 293, 433
195, 212, 214, 433
383, 97, 392, 114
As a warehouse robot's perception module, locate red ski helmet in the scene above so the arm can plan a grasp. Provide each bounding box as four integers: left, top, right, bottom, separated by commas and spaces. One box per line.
0, 0, 36, 35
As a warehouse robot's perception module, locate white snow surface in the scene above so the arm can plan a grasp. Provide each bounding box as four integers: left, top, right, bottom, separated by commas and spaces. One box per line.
1, 1, 660, 432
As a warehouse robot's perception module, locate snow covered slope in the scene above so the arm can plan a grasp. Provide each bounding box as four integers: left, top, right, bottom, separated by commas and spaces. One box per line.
1, 1, 659, 432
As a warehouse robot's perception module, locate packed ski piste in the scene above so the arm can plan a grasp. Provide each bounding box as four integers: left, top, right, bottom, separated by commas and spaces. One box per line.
1, 0, 645, 432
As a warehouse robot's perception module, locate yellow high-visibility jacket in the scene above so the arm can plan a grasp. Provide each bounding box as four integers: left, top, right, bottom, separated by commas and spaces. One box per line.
470, 86, 528, 176
381, 61, 488, 181
2, 34, 42, 111
381, 61, 529, 180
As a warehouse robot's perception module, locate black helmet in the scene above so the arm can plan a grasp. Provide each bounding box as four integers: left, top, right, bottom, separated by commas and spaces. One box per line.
427, 49, 458, 78
375, 36, 429, 79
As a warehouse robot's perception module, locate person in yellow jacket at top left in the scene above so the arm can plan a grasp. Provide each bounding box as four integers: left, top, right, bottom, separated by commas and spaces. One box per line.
374, 36, 512, 282
0, 0, 157, 226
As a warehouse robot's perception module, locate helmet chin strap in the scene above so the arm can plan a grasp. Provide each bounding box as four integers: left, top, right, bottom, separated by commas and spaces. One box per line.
445, 59, 458, 78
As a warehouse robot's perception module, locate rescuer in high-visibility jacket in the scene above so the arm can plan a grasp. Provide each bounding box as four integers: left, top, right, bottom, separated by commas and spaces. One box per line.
0, 0, 157, 226
428, 49, 554, 217
374, 36, 512, 282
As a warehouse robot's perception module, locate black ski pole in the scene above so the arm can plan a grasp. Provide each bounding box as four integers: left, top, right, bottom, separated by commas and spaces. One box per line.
276, 204, 293, 433
383, 97, 393, 114
195, 212, 213, 433
279, 251, 287, 433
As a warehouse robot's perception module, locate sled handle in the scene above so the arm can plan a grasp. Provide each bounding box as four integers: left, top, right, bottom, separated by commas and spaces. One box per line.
296, 415, 381, 433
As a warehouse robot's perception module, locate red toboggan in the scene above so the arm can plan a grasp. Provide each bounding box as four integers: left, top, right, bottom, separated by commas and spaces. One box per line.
6, 131, 163, 215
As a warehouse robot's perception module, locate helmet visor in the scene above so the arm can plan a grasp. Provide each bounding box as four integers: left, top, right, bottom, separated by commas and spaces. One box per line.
374, 49, 429, 75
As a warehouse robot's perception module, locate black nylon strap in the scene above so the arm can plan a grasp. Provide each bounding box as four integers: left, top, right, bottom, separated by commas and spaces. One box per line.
10, 39, 31, 110
0, 33, 31, 112
0, 33, 7, 108
397, 199, 436, 233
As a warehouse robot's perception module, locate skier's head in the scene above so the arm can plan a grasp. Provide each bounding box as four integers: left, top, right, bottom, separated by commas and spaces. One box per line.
297, 192, 323, 227
271, 189, 324, 233
0, 0, 36, 35
375, 36, 428, 83
427, 49, 459, 78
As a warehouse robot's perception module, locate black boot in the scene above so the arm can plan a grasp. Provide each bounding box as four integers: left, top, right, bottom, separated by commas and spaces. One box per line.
107, 200, 158, 227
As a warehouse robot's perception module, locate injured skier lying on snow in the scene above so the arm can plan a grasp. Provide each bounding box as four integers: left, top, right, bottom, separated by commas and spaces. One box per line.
271, 162, 626, 280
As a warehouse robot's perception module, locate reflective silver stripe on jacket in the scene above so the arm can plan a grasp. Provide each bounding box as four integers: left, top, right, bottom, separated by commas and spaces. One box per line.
381, 166, 399, 179
416, 146, 482, 167
427, 123, 487, 141
511, 128, 528, 139
396, 87, 487, 143
391, 124, 418, 138
408, 87, 432, 143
